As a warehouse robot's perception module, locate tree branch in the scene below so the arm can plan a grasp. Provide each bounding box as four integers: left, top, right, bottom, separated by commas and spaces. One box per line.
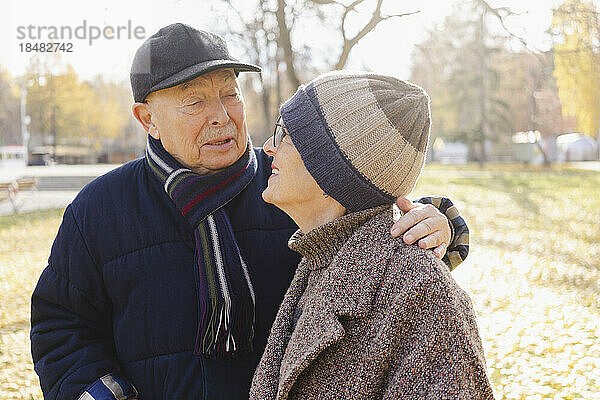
476, 0, 551, 70
477, 0, 540, 52
381, 10, 420, 21
336, 0, 419, 69
341, 0, 369, 42
345, 0, 384, 49
308, 0, 344, 5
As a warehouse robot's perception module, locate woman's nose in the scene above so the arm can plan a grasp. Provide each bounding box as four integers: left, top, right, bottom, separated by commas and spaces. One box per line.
263, 137, 275, 156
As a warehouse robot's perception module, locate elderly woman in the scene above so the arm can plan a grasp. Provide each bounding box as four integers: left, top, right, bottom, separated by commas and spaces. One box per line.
250, 71, 494, 399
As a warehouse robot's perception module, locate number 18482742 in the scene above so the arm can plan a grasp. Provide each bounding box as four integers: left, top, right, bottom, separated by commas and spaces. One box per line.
19, 42, 74, 52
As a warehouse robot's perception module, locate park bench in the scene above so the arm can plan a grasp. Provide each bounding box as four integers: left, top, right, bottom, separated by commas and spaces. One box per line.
0, 177, 39, 214
15, 177, 39, 192
0, 181, 18, 213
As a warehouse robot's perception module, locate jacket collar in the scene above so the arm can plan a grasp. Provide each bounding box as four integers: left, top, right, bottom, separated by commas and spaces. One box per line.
276, 205, 397, 399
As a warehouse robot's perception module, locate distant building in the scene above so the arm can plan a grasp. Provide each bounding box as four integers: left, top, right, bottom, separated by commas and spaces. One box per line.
28, 146, 55, 166
0, 145, 27, 168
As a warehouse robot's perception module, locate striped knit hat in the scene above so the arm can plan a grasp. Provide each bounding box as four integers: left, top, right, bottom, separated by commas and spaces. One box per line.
280, 70, 431, 212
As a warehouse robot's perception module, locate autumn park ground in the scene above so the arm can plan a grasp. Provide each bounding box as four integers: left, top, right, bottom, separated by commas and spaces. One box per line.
0, 164, 598, 400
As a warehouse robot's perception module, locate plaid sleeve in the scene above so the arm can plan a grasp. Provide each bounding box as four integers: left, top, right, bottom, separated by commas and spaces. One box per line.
415, 196, 469, 271
77, 374, 138, 400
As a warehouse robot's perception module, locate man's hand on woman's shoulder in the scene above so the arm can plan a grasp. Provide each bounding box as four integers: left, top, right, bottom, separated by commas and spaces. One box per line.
391, 197, 452, 259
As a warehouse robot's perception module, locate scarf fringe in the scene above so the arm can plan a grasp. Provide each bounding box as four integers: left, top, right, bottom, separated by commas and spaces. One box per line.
195, 294, 255, 358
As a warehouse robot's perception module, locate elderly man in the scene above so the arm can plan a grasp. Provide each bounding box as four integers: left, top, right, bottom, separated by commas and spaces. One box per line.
31, 23, 469, 400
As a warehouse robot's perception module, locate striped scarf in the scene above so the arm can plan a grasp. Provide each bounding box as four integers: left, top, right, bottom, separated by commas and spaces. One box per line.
145, 135, 258, 358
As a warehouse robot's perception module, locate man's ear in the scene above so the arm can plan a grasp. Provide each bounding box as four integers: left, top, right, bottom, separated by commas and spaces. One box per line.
132, 102, 159, 139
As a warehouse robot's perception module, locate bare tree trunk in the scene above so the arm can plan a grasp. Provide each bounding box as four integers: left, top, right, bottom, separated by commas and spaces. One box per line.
276, 0, 301, 88
257, 73, 271, 132
246, 14, 272, 133
49, 72, 57, 159
478, 9, 488, 166
530, 76, 551, 165
276, 55, 282, 112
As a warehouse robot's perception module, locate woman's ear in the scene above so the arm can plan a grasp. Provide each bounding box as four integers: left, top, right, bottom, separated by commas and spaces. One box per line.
132, 102, 159, 139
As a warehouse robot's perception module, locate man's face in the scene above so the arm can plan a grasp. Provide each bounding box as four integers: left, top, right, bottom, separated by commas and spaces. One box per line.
145, 69, 248, 175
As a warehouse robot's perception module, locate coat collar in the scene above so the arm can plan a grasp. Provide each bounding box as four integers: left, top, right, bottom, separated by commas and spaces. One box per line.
276, 205, 398, 399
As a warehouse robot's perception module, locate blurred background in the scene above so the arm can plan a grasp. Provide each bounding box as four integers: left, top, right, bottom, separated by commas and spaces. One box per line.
1, 0, 599, 399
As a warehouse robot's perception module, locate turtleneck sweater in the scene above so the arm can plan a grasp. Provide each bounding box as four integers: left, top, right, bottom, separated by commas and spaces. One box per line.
288, 205, 391, 270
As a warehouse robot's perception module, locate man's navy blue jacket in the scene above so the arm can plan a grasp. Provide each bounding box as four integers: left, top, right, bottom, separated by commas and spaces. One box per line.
31, 148, 302, 400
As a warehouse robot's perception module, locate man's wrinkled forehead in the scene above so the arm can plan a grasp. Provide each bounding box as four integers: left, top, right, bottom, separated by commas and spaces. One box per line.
179, 68, 238, 92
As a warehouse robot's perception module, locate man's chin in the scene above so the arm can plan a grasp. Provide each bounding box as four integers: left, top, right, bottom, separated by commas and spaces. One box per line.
198, 148, 245, 170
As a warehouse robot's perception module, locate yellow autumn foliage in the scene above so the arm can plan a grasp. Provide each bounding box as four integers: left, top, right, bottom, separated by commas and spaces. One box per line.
552, 0, 600, 137
24, 59, 129, 148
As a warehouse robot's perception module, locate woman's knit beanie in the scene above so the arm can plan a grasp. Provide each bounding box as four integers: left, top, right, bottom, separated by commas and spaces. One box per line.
280, 70, 431, 212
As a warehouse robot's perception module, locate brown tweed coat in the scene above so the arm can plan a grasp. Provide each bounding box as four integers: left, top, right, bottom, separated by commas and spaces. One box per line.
250, 206, 494, 400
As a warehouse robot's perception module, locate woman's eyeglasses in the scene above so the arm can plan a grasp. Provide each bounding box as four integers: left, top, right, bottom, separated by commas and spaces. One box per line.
272, 115, 288, 148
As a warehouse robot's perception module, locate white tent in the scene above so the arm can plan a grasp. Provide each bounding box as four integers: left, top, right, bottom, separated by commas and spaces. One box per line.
556, 133, 598, 162
432, 139, 469, 164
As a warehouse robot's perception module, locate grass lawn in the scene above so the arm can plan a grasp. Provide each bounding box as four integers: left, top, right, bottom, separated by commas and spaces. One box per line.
0, 164, 599, 399
0, 209, 64, 400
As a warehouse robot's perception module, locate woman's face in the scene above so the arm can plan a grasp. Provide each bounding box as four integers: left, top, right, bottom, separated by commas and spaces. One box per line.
262, 120, 324, 209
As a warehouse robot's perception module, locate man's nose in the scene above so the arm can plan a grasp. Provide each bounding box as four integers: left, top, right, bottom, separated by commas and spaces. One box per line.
207, 99, 229, 126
